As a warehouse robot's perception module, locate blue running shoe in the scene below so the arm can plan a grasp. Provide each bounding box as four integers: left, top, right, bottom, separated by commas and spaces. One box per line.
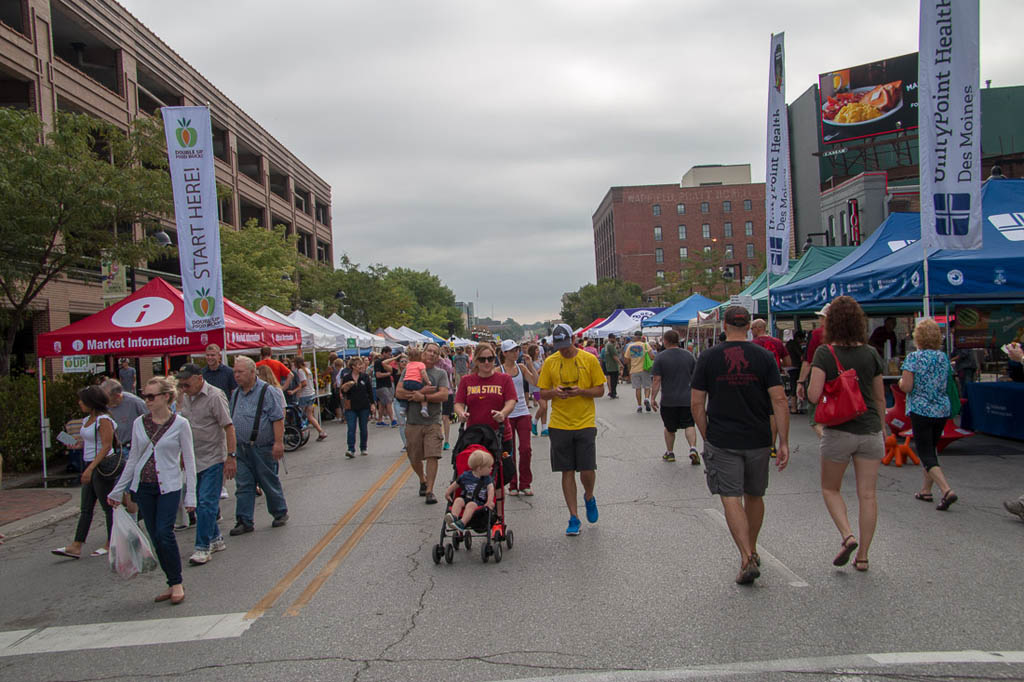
531, 421, 538, 436
541, 428, 549, 437
443, 442, 451, 450
585, 495, 598, 523
566, 516, 581, 536
391, 420, 398, 427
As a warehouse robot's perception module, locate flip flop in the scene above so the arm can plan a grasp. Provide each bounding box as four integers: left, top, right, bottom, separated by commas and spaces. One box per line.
90, 548, 108, 557
914, 492, 934, 502
51, 547, 81, 559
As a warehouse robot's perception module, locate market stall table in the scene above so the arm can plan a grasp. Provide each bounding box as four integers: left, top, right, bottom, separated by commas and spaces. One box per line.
961, 382, 1024, 440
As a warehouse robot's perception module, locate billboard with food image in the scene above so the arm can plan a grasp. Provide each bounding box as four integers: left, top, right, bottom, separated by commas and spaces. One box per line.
819, 52, 918, 145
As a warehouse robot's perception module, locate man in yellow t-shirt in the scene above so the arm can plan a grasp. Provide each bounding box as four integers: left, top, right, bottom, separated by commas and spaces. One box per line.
538, 323, 606, 536
623, 330, 653, 413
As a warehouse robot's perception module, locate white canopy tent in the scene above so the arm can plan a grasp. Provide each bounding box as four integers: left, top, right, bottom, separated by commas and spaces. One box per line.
327, 314, 386, 348
450, 336, 475, 347
583, 310, 641, 339
288, 310, 350, 348
398, 326, 432, 344
257, 306, 336, 350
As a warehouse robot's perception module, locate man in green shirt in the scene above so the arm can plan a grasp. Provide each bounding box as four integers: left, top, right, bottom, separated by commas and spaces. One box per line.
602, 334, 624, 399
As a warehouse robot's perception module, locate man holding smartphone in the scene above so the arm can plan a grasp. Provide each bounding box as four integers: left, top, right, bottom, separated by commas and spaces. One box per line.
538, 323, 606, 536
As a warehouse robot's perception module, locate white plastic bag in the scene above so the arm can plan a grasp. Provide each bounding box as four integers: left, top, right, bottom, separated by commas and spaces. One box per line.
109, 506, 158, 579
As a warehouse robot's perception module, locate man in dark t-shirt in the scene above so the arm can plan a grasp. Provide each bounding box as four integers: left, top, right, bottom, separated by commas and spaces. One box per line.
650, 329, 699, 465
691, 306, 790, 586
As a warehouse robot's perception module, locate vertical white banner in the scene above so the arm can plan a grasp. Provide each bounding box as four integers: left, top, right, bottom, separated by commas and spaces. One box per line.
765, 33, 792, 275
919, 0, 982, 251
161, 106, 225, 331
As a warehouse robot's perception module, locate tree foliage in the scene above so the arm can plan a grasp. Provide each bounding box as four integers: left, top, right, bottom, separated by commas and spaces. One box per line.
220, 220, 298, 311
559, 278, 643, 330
0, 109, 172, 375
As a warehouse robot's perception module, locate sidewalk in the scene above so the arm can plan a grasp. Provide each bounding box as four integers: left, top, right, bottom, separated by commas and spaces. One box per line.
0, 472, 80, 541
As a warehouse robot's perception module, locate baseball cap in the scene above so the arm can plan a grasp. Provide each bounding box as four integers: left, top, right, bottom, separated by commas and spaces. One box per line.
633, 329, 643, 337
724, 306, 751, 327
500, 339, 519, 352
815, 303, 831, 317
551, 323, 572, 350
175, 363, 203, 380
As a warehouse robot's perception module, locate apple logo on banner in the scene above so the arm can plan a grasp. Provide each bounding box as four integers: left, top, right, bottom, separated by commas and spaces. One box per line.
947, 269, 964, 286
72, 340, 83, 352
111, 297, 174, 328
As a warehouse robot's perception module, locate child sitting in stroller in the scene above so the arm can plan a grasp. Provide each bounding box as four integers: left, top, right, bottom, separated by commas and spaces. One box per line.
444, 447, 495, 531
398, 347, 433, 418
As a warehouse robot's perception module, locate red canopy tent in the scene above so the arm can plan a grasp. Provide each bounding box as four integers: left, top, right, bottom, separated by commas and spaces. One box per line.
576, 318, 605, 338
37, 277, 301, 357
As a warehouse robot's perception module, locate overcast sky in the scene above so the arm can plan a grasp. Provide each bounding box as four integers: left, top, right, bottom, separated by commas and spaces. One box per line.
120, 0, 1022, 324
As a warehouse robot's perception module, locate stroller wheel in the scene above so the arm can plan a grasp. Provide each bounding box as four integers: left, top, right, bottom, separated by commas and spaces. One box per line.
444, 544, 454, 564
505, 529, 514, 550
463, 531, 472, 550
494, 542, 503, 563
481, 542, 490, 563
431, 544, 443, 565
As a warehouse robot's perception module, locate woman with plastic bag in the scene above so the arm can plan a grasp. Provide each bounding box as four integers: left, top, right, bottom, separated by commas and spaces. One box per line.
108, 376, 196, 604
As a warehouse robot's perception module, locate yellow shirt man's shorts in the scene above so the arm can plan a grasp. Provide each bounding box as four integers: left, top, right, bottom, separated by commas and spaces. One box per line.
538, 351, 606, 471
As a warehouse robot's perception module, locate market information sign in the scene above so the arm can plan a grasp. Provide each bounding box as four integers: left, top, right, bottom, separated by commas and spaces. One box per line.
161, 106, 225, 332
919, 0, 982, 251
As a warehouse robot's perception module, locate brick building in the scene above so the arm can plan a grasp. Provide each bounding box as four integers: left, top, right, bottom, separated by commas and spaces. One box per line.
593, 165, 766, 296
0, 0, 332, 375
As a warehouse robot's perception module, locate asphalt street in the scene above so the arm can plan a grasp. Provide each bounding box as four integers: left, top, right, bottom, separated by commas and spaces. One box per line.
2, 392, 1023, 682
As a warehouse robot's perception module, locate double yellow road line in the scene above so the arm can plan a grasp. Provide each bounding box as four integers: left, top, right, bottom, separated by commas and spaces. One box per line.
246, 456, 415, 620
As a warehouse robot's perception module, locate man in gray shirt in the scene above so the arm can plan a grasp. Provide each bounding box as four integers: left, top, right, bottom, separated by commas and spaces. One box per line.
228, 356, 287, 535
650, 329, 700, 465
396, 343, 450, 504
100, 378, 147, 449
117, 359, 137, 394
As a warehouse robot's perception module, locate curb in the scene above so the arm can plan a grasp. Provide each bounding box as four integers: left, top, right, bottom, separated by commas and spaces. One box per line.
0, 497, 80, 541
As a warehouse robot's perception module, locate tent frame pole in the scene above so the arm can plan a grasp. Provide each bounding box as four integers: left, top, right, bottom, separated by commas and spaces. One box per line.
38, 357, 48, 488
922, 240, 932, 317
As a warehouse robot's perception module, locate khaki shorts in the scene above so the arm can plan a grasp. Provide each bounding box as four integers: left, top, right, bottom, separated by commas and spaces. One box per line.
630, 371, 652, 389
820, 429, 884, 463
405, 423, 444, 463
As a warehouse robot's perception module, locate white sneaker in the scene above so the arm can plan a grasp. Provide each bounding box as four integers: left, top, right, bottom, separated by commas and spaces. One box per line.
220, 487, 229, 500
210, 538, 226, 553
188, 549, 211, 565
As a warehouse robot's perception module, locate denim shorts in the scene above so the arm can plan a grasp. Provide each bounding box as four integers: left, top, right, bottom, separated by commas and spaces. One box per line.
298, 395, 315, 408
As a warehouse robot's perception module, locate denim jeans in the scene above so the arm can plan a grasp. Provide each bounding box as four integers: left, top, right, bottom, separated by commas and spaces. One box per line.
133, 482, 182, 587
234, 443, 287, 524
194, 463, 224, 551
346, 408, 370, 452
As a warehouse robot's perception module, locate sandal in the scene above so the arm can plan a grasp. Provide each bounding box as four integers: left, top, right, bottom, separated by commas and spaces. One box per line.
735, 555, 761, 585
853, 558, 869, 572
936, 490, 958, 511
317, 433, 328, 441
51, 547, 81, 559
914, 492, 934, 502
833, 534, 858, 566
90, 547, 108, 557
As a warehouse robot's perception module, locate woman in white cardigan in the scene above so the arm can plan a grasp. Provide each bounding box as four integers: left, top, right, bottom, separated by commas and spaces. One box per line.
109, 376, 196, 604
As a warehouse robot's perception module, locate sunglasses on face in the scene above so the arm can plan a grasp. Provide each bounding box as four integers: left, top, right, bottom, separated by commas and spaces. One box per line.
141, 392, 166, 401
477, 356, 496, 363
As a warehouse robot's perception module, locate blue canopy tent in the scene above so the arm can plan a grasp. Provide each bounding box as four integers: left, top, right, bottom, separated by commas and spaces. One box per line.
806, 179, 1024, 309
642, 294, 722, 326
770, 212, 924, 313
420, 330, 447, 344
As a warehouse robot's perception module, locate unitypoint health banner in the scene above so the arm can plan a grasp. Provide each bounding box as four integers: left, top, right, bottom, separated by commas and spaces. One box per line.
919, 0, 981, 251
765, 32, 791, 276
161, 106, 225, 331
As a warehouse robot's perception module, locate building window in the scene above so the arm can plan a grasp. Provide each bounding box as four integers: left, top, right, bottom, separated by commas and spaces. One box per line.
725, 244, 734, 258
676, 203, 685, 215
655, 247, 664, 263
656, 270, 665, 280
723, 200, 732, 213
315, 199, 330, 226
679, 246, 688, 260
654, 226, 662, 241
702, 223, 711, 239
704, 245, 712, 255
724, 222, 733, 237
700, 202, 710, 213
744, 199, 752, 211
746, 243, 755, 258
828, 215, 836, 245
653, 204, 661, 216
745, 221, 753, 236
316, 240, 330, 263
678, 225, 686, 240
840, 210, 848, 246
297, 230, 312, 258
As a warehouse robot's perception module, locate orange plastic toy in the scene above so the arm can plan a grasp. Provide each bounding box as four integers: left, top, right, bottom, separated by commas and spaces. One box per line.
882, 434, 920, 467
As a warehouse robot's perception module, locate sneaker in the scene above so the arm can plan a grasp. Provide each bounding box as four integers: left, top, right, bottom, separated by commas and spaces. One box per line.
390, 420, 398, 427
419, 481, 428, 497
508, 488, 519, 496
174, 523, 188, 531
689, 448, 701, 466
445, 512, 457, 529
229, 522, 254, 536
636, 406, 643, 413
521, 487, 533, 496
540, 429, 549, 437
584, 495, 599, 523
210, 538, 226, 553
360, 451, 368, 457
272, 514, 288, 528
376, 421, 387, 427
188, 549, 211, 566
1004, 500, 1024, 520
345, 451, 355, 458
443, 442, 451, 450
662, 451, 676, 462
566, 516, 581, 536
531, 422, 538, 436
220, 487, 229, 500
644, 399, 652, 412
425, 493, 438, 505
453, 519, 466, 531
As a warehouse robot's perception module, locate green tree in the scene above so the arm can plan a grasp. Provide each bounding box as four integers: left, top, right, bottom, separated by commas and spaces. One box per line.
559, 278, 642, 330
0, 109, 172, 375
220, 219, 298, 311
386, 267, 462, 335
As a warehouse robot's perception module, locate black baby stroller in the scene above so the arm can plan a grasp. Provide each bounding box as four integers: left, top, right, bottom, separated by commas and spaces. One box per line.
432, 423, 514, 565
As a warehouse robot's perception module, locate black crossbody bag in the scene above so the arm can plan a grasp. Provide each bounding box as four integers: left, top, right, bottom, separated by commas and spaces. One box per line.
94, 417, 126, 479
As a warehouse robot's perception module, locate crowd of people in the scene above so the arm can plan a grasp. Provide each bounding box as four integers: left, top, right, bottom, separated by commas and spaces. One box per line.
48, 305, 1024, 593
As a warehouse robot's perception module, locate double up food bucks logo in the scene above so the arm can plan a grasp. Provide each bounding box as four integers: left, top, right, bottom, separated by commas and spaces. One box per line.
175, 118, 198, 148
193, 287, 215, 318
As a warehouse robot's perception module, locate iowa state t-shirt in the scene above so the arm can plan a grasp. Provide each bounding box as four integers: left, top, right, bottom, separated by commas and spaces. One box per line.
455, 372, 516, 432
691, 342, 781, 449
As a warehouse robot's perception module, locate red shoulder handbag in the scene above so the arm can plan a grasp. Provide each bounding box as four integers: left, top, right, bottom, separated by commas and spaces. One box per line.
814, 345, 867, 427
